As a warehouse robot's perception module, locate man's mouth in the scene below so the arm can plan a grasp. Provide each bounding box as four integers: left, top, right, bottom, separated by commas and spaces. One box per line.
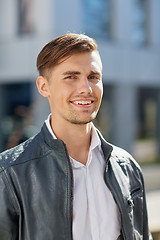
71, 100, 93, 105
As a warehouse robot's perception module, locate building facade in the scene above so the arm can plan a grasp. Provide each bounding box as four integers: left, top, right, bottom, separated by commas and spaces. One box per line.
0, 0, 160, 162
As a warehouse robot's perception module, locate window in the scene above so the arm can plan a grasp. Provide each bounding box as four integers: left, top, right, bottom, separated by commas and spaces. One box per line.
0, 82, 37, 151
132, 0, 149, 45
18, 0, 34, 35
133, 87, 159, 163
138, 87, 158, 139
84, 0, 111, 40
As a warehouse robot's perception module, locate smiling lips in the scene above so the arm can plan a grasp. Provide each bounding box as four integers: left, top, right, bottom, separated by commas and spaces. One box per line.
72, 100, 92, 105
70, 100, 94, 107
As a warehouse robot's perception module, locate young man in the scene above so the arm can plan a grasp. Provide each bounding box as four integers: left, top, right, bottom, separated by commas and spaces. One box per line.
0, 33, 152, 240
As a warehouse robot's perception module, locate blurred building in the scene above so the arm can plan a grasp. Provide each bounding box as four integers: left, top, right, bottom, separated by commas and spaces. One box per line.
0, 0, 160, 161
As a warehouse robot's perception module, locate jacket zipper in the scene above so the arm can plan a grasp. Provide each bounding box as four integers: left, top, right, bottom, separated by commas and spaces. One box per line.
62, 142, 74, 240
131, 187, 141, 198
63, 139, 130, 240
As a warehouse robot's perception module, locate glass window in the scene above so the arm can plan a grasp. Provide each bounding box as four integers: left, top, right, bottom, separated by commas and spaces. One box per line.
132, 0, 149, 45
84, 0, 111, 40
18, 0, 34, 35
0, 83, 38, 151
133, 87, 159, 164
138, 87, 158, 139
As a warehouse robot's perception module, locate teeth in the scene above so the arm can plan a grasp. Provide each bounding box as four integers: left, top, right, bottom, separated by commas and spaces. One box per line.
73, 100, 92, 105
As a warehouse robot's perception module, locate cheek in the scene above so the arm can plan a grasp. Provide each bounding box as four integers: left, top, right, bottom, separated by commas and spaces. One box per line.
50, 86, 71, 106
48, 87, 61, 108
94, 82, 103, 98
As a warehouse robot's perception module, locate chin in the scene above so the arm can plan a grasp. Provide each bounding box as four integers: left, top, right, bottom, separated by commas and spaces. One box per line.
70, 120, 92, 125
70, 115, 97, 125
66, 110, 98, 125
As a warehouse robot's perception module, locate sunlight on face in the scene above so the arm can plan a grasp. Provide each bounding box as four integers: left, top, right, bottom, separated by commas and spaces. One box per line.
47, 51, 103, 126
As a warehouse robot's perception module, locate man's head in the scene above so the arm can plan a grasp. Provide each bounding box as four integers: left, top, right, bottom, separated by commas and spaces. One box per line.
37, 33, 98, 79
36, 33, 103, 127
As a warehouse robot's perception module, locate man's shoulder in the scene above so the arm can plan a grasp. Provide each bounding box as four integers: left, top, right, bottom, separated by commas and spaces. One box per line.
0, 133, 41, 171
97, 129, 141, 172
110, 144, 141, 172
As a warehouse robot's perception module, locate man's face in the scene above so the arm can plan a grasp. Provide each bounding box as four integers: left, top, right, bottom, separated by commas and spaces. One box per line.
46, 51, 103, 125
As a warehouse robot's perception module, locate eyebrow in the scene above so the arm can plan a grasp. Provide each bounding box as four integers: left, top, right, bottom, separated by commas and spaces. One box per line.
62, 70, 101, 76
62, 71, 81, 75
89, 70, 101, 76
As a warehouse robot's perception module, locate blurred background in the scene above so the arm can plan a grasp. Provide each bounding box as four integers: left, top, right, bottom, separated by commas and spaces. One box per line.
0, 0, 160, 238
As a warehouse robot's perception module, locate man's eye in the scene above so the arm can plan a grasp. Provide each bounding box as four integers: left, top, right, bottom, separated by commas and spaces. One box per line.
89, 76, 97, 79
88, 75, 100, 80
65, 75, 76, 79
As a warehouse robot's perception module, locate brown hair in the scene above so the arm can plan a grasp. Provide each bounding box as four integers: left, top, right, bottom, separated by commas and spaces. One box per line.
36, 33, 98, 78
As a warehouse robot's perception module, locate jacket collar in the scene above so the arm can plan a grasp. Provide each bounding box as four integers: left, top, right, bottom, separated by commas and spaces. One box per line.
96, 128, 113, 163
40, 123, 113, 163
40, 123, 66, 151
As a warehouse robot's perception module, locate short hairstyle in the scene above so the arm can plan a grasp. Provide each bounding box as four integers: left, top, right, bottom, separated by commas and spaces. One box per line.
36, 33, 98, 78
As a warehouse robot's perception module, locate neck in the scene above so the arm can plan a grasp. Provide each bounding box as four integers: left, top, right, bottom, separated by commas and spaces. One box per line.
51, 117, 93, 165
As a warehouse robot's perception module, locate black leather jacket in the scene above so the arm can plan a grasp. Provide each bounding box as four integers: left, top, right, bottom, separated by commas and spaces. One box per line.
0, 123, 152, 240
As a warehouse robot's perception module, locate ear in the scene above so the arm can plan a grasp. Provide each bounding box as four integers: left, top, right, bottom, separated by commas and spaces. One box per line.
36, 76, 50, 98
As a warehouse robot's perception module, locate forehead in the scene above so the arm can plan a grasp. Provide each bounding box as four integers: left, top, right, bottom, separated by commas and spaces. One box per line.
57, 51, 102, 72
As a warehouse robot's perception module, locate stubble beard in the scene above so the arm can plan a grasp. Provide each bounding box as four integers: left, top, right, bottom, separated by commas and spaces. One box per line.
65, 107, 99, 125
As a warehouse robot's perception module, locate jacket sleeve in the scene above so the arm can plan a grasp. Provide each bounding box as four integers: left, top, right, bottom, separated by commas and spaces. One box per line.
0, 170, 19, 240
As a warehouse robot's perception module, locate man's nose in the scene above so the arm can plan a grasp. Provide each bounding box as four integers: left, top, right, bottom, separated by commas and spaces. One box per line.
78, 78, 92, 95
